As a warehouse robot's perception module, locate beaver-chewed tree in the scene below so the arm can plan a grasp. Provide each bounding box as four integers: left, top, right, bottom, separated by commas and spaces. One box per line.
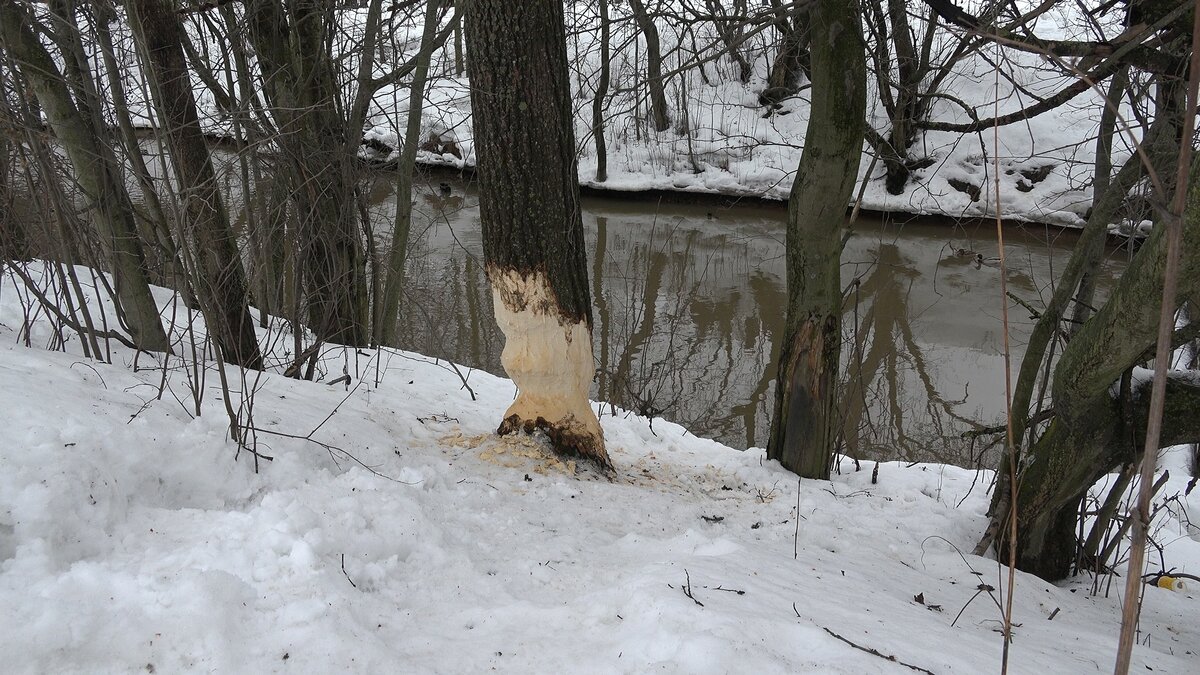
766, 0, 866, 479
464, 0, 611, 469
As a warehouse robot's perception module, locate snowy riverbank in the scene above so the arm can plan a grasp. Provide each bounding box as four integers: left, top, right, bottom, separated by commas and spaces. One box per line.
2, 263, 1198, 673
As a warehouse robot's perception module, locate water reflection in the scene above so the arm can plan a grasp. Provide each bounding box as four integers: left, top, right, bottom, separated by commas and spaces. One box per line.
32, 140, 1121, 465
369, 177, 1122, 465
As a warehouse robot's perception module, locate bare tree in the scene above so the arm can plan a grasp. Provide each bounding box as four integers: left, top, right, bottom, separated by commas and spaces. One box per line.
766, 0, 866, 478
128, 0, 263, 370
465, 0, 611, 468
0, 0, 170, 353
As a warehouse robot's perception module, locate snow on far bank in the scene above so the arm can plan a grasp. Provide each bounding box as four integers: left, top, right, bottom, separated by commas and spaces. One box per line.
76, 2, 1130, 228
2, 262, 1199, 673
365, 2, 1125, 228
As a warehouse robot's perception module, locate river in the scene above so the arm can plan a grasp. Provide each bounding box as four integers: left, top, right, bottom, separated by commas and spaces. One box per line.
356, 174, 1126, 466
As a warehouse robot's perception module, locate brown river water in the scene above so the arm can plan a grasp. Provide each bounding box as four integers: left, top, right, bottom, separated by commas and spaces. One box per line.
358, 175, 1127, 466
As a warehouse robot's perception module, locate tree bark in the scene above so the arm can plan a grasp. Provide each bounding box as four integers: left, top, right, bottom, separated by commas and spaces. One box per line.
766, 0, 865, 478
465, 0, 610, 469
0, 0, 170, 353
1005, 144, 1200, 581
592, 0, 612, 182
128, 0, 263, 370
246, 0, 368, 348
766, 0, 810, 92
92, 6, 180, 282
629, 0, 671, 133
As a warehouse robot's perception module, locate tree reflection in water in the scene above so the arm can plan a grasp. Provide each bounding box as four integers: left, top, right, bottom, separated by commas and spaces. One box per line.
372, 179, 1119, 468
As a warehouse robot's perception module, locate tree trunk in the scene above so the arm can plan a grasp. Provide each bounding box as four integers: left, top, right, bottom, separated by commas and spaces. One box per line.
378, 0, 445, 347
129, 0, 263, 370
592, 0, 611, 182
628, 0, 671, 133
465, 0, 610, 469
767, 0, 810, 92
0, 65, 24, 262
246, 0, 368, 348
92, 7, 181, 283
1004, 135, 1200, 580
0, 0, 170, 353
766, 0, 865, 479
706, 0, 753, 83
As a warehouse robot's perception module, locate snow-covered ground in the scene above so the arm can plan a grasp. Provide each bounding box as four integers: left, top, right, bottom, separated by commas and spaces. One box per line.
3, 262, 1199, 673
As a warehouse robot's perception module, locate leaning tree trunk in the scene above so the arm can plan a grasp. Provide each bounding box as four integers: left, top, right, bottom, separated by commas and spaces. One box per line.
465, 0, 611, 469
987, 83, 1189, 581
766, 0, 865, 479
1012, 164, 1200, 578
0, 0, 170, 353
629, 0, 671, 133
128, 0, 263, 370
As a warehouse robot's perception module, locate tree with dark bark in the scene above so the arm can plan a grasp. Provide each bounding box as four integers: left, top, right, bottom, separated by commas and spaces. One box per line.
918, 0, 1200, 581
245, 0, 369, 349
376, 0, 455, 347
766, 0, 866, 478
591, 0, 612, 182
765, 0, 811, 94
465, 0, 611, 469
629, 0, 672, 133
128, 0, 263, 371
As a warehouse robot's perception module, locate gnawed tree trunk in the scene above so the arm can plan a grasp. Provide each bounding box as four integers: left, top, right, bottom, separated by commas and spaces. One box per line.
629, 0, 671, 133
465, 0, 610, 469
0, 0, 170, 353
766, 0, 865, 478
129, 0, 263, 370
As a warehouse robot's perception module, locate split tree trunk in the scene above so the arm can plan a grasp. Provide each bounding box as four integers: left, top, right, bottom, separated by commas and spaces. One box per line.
129, 0, 263, 370
766, 0, 865, 479
987, 82, 1192, 580
465, 0, 610, 469
0, 0, 170, 353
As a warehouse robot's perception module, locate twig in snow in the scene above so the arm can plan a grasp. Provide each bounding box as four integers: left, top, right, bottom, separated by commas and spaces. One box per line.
819, 626, 936, 675
794, 478, 802, 559
341, 554, 357, 588
682, 569, 704, 607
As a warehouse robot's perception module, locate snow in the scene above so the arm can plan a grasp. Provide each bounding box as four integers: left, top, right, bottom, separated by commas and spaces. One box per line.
77, 2, 1133, 229
4, 3, 1197, 671
3, 264, 1199, 673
